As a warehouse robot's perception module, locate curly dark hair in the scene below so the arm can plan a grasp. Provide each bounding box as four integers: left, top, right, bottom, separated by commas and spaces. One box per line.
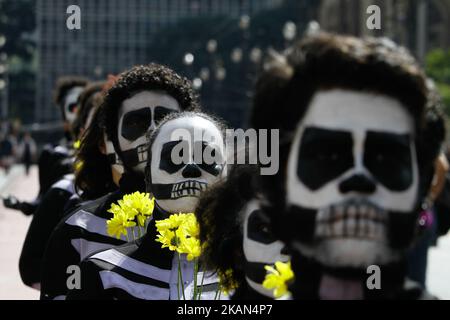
53, 76, 89, 118
251, 33, 446, 242
195, 165, 260, 293
74, 92, 116, 199
100, 64, 200, 170
72, 81, 105, 139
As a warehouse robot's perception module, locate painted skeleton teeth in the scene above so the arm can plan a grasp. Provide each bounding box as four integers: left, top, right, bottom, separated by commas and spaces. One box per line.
316, 202, 387, 240
137, 144, 148, 162
170, 180, 208, 199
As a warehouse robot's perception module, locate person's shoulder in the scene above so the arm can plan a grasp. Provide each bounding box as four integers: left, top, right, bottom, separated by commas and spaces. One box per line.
401, 279, 438, 300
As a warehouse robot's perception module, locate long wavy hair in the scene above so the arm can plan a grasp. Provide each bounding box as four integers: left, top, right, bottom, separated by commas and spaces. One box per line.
74, 92, 116, 199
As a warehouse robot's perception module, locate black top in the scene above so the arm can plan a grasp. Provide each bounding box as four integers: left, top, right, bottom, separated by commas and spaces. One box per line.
40, 190, 125, 300
19, 175, 77, 287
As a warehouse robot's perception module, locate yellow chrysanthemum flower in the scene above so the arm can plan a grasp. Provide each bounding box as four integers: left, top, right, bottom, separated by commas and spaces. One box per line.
155, 213, 202, 259
262, 261, 294, 298
73, 140, 81, 150
177, 234, 201, 261
118, 192, 154, 226
155, 213, 185, 232
106, 192, 155, 239
183, 214, 200, 238
156, 229, 179, 251
106, 211, 137, 239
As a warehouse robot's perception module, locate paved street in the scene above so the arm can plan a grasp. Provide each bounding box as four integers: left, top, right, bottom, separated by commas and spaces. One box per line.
0, 164, 448, 300
0, 165, 39, 300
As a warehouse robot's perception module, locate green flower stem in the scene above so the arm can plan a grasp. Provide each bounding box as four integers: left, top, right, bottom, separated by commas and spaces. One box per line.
137, 224, 142, 238
214, 287, 220, 300
177, 259, 180, 300
178, 253, 186, 300
193, 259, 198, 300
197, 267, 205, 300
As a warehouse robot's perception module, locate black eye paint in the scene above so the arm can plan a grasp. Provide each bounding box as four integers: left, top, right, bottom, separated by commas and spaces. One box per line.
67, 102, 77, 113
121, 108, 152, 141
194, 141, 222, 176
159, 140, 187, 174
154, 106, 177, 124
297, 127, 354, 190
363, 131, 413, 191
247, 209, 277, 244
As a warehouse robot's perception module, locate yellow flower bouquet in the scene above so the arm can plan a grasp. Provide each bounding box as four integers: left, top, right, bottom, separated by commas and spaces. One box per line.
155, 213, 208, 300
106, 192, 155, 241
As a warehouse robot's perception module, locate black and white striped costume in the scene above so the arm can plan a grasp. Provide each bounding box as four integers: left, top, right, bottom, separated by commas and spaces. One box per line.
66, 208, 220, 300
40, 190, 130, 300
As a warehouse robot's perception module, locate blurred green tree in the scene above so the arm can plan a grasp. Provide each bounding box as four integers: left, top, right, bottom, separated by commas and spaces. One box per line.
426, 49, 450, 115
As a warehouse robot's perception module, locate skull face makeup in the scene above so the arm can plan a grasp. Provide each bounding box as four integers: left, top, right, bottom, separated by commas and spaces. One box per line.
63, 86, 84, 125
150, 115, 225, 213
286, 89, 419, 268
242, 200, 289, 298
104, 134, 124, 177
117, 90, 180, 173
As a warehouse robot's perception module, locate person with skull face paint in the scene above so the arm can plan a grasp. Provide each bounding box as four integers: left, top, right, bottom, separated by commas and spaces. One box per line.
196, 164, 290, 300
18, 80, 102, 290
41, 65, 199, 300
66, 111, 226, 300
253, 33, 446, 300
3, 76, 89, 216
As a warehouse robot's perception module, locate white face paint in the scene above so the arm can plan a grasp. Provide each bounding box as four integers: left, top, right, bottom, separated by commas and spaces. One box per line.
150, 116, 225, 213
63, 86, 84, 125
242, 200, 290, 298
117, 90, 180, 173
286, 89, 418, 267
104, 133, 124, 178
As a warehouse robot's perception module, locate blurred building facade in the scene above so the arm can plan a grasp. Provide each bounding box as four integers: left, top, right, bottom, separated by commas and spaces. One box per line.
36, 0, 450, 126
318, 0, 450, 60
35, 0, 282, 123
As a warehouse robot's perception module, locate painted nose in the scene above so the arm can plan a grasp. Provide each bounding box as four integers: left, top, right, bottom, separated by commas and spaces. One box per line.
338, 173, 376, 194
182, 164, 202, 178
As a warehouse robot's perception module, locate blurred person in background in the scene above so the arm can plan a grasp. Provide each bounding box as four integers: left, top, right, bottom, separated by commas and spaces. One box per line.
19, 131, 37, 176
0, 131, 17, 174
2, 76, 89, 215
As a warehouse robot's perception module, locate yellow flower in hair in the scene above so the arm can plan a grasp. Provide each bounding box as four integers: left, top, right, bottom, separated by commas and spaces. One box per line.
218, 269, 239, 295
73, 140, 81, 150
74, 160, 84, 172
106, 210, 137, 239
262, 261, 294, 298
